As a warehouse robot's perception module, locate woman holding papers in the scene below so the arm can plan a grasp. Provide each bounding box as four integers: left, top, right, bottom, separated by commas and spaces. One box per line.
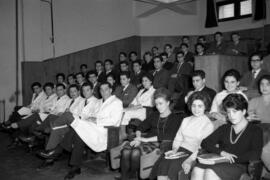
154, 91, 214, 180
117, 88, 184, 180
121, 73, 156, 126
191, 94, 263, 180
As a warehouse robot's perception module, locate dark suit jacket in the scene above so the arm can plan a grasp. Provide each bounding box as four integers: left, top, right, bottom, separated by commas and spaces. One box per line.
184, 51, 195, 64
240, 69, 269, 90
201, 86, 216, 104
130, 70, 146, 89
142, 60, 155, 73
93, 82, 101, 99
114, 84, 138, 108
207, 41, 228, 54
97, 71, 106, 83
170, 62, 193, 77
163, 62, 174, 71
151, 68, 170, 89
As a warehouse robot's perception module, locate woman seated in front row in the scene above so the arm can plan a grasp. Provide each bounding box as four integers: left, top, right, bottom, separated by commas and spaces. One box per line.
117, 88, 185, 180
153, 91, 214, 180
191, 93, 263, 180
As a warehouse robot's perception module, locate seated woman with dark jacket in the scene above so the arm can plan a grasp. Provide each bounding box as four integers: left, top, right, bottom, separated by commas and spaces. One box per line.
117, 88, 185, 180
153, 91, 214, 180
191, 93, 263, 180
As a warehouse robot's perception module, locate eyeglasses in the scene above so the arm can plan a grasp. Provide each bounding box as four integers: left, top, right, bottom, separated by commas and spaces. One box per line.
251, 59, 261, 62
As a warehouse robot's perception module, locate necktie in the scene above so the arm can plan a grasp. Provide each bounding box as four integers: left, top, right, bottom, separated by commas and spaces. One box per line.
33, 94, 38, 100
140, 89, 148, 96
57, 97, 60, 101
84, 99, 88, 107
252, 70, 257, 79
46, 96, 49, 100
153, 70, 157, 76
177, 63, 182, 73
69, 99, 75, 107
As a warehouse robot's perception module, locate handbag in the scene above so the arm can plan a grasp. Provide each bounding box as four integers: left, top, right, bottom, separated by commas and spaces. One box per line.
110, 141, 129, 169
140, 148, 161, 179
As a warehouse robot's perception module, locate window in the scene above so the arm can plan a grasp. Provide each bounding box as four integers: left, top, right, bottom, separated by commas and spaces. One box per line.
217, 0, 252, 22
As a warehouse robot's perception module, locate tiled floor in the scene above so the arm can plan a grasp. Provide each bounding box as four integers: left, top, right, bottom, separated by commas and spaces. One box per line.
0, 132, 118, 180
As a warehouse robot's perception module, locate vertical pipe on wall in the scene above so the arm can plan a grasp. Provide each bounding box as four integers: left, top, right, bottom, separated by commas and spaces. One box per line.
15, 0, 19, 106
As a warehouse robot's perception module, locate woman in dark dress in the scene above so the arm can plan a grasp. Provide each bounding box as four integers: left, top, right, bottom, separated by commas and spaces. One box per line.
191, 93, 263, 180
117, 88, 185, 180
154, 91, 214, 180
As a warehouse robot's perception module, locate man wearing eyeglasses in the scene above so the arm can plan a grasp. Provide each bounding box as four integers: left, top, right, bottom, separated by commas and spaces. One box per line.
240, 53, 269, 99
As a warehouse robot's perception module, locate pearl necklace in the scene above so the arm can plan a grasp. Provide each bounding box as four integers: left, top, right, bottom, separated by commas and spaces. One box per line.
230, 124, 248, 144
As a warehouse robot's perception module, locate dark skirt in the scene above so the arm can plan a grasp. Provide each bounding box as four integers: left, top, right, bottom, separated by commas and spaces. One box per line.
196, 162, 247, 180
150, 147, 192, 180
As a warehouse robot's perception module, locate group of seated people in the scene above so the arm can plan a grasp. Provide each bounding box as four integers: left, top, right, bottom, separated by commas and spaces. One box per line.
1, 35, 270, 180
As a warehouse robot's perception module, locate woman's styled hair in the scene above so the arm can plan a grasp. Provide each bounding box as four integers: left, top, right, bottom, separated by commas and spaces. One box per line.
153, 88, 171, 102
187, 91, 211, 112
222, 93, 248, 112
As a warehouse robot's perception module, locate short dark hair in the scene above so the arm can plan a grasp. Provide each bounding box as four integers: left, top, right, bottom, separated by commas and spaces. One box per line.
259, 75, 270, 92
195, 43, 205, 49
106, 72, 115, 80
86, 70, 97, 78
76, 72, 84, 78
164, 44, 172, 49
176, 51, 184, 56
43, 82, 54, 90
132, 60, 142, 66
100, 82, 112, 89
144, 51, 152, 57
119, 52, 127, 57
192, 70, 206, 79
153, 88, 171, 102
80, 64, 87, 69
215, 31, 223, 36
142, 73, 154, 83
31, 82, 42, 90
67, 73, 75, 79
180, 43, 189, 48
187, 91, 211, 112
223, 69, 241, 82
81, 82, 93, 90
160, 52, 168, 58
182, 36, 189, 40
198, 36, 206, 41
68, 84, 80, 91
120, 71, 131, 79
222, 93, 248, 112
231, 32, 240, 37
129, 51, 137, 57
56, 73, 65, 80
153, 55, 163, 62
56, 83, 66, 89
250, 52, 263, 61
104, 59, 113, 65
95, 60, 103, 66
120, 61, 129, 66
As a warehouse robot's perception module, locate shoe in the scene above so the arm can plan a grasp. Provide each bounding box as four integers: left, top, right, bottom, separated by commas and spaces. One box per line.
38, 148, 61, 159
19, 135, 35, 143
36, 159, 54, 170
64, 167, 81, 180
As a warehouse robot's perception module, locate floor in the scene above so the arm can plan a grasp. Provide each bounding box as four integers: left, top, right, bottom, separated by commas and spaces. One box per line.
0, 132, 118, 180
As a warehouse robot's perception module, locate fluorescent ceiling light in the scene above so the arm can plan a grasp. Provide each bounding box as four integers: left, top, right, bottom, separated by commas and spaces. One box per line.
154, 0, 179, 3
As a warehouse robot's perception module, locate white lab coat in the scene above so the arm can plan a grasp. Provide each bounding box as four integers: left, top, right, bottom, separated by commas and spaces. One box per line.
69, 96, 85, 117
39, 94, 71, 121
29, 91, 47, 111
122, 86, 155, 125
71, 95, 123, 152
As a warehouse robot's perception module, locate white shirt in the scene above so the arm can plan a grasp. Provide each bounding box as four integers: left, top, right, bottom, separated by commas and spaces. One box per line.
173, 115, 214, 159
29, 91, 47, 111
210, 90, 248, 113
131, 86, 155, 107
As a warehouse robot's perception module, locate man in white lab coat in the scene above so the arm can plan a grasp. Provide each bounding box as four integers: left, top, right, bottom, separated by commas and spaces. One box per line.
39, 82, 123, 179
2, 82, 46, 126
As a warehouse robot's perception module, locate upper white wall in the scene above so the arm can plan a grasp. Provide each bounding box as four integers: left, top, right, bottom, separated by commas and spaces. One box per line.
135, 0, 270, 36
0, 0, 16, 120
54, 0, 136, 58
23, 0, 136, 61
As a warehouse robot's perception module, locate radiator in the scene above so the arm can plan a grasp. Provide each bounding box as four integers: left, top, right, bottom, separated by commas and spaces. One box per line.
0, 100, 5, 123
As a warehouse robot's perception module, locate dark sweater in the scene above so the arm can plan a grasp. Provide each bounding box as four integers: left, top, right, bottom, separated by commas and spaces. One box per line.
137, 112, 185, 142
201, 123, 263, 164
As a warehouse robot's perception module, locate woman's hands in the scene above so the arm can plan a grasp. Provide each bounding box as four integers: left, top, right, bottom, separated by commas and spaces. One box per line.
220, 151, 238, 163
182, 157, 194, 174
